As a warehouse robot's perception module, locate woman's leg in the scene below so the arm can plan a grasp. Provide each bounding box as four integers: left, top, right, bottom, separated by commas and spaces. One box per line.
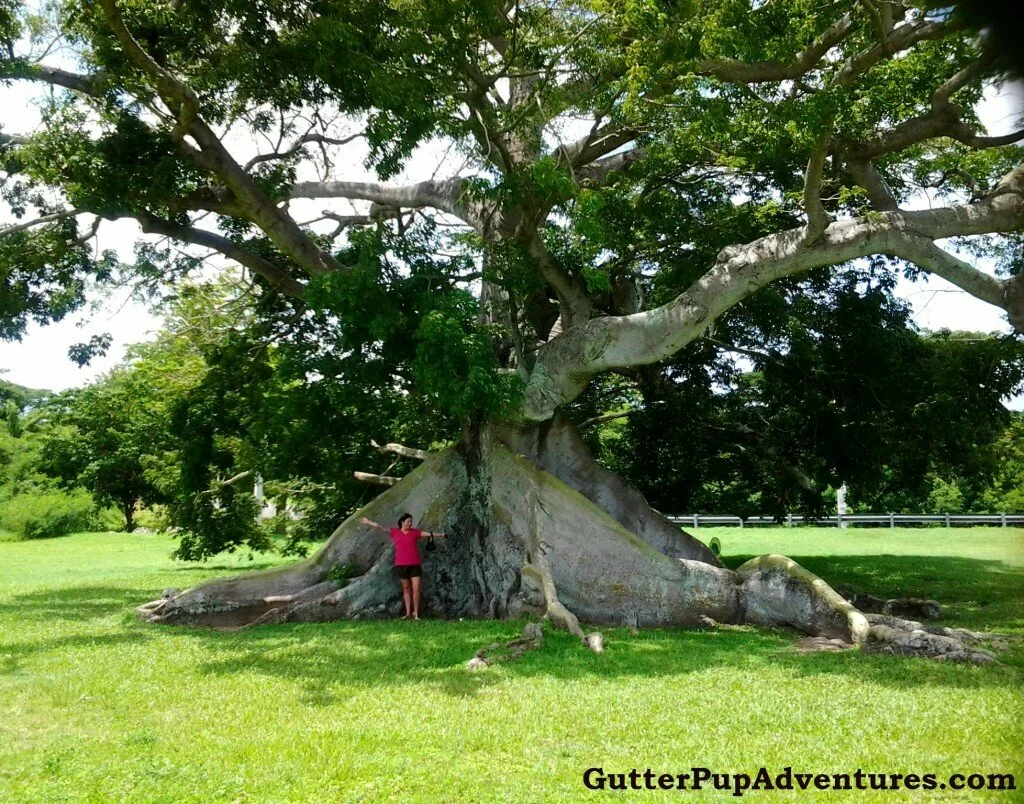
400, 577, 413, 617
411, 575, 422, 620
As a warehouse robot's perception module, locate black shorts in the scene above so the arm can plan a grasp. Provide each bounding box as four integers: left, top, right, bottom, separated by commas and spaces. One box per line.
395, 564, 422, 580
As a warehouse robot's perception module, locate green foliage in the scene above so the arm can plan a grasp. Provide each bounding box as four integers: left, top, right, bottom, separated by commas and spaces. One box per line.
0, 487, 95, 539
39, 367, 170, 531
981, 415, 1024, 513
325, 562, 358, 585
926, 475, 966, 515
1, 0, 1020, 542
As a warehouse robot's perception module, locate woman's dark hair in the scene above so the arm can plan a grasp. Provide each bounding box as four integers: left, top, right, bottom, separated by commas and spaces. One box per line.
398, 513, 413, 527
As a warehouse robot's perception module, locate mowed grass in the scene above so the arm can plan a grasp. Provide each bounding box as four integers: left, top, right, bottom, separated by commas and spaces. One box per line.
1, 529, 1022, 803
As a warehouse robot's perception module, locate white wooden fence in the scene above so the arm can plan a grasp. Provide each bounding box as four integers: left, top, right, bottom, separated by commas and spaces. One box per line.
666, 513, 1024, 528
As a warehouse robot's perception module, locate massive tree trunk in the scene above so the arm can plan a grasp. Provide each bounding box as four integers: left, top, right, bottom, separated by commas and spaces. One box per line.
138, 416, 860, 634
137, 415, 1002, 661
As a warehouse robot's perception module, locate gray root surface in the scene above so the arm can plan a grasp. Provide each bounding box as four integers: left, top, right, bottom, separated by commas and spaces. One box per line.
136, 419, 995, 660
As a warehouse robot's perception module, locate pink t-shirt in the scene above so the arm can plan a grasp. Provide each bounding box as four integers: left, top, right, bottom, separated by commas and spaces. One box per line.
389, 527, 423, 566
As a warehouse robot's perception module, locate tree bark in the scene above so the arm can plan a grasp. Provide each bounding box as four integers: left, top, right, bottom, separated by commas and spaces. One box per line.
141, 418, 965, 655
123, 498, 136, 533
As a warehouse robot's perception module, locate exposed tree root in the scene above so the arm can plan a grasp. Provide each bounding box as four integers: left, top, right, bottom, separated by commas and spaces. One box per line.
862, 613, 1014, 664
467, 622, 544, 670
737, 554, 870, 644
528, 533, 604, 653
137, 452, 465, 626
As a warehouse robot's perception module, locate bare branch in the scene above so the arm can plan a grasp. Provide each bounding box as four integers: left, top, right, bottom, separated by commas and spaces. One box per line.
243, 131, 363, 171
578, 410, 636, 430
0, 61, 104, 96
0, 209, 82, 237
353, 471, 401, 487
221, 470, 253, 488
370, 440, 432, 461
705, 337, 776, 363
289, 178, 472, 223
889, 236, 1006, 310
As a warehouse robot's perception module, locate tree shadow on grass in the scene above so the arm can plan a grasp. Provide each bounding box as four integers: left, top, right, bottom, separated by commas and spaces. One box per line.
171, 562, 280, 574
2, 553, 1022, 701
178, 617, 1024, 704
0, 584, 149, 624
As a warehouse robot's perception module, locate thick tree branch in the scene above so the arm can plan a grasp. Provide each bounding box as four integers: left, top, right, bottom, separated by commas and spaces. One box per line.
134, 213, 306, 298
696, 13, 854, 83
557, 124, 638, 169
288, 178, 476, 228
803, 131, 832, 243
835, 19, 952, 87
576, 147, 646, 185
353, 471, 401, 486
97, 0, 198, 139
0, 60, 104, 96
888, 236, 1007, 313
370, 440, 431, 461
97, 0, 344, 278
522, 230, 593, 327
578, 410, 636, 430
845, 158, 900, 211
521, 170, 1024, 420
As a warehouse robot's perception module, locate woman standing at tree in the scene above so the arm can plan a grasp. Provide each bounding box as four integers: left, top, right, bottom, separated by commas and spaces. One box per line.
360, 514, 446, 619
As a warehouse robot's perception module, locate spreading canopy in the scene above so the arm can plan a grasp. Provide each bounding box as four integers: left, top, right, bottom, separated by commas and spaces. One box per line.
0, 0, 1022, 423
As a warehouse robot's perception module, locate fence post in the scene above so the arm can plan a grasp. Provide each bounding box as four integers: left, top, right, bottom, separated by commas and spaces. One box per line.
693, 514, 699, 528
889, 513, 894, 528
738, 517, 744, 528
786, 513, 793, 527
944, 513, 951, 528
1001, 512, 1007, 528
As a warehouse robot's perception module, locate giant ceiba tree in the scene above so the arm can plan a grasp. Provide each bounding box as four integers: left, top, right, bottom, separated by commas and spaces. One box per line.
2, 0, 1022, 653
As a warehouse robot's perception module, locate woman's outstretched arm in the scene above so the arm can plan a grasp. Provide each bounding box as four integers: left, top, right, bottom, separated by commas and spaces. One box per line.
360, 516, 389, 533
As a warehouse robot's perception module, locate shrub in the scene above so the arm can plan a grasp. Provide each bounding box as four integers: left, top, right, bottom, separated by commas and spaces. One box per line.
134, 505, 169, 531
94, 506, 127, 532
0, 489, 97, 539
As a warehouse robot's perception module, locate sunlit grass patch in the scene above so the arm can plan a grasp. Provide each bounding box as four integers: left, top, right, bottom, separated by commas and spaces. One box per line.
1, 528, 1021, 801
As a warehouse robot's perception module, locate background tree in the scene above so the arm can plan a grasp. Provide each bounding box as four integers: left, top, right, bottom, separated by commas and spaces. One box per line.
1, 0, 1022, 652
40, 368, 169, 531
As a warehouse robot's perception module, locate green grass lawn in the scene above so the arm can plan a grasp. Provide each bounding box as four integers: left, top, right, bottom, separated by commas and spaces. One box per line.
1, 528, 1022, 802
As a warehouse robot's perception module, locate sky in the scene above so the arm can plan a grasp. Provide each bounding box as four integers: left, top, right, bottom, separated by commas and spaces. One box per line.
0, 62, 1021, 394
